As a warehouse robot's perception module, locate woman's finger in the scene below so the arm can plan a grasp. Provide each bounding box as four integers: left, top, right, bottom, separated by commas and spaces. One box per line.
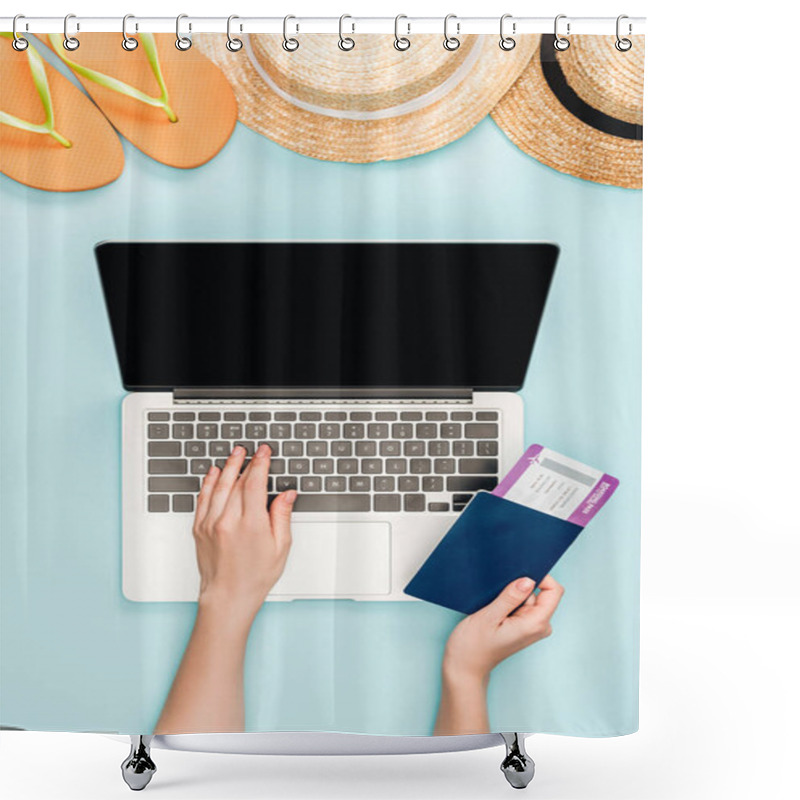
269, 490, 296, 553
482, 577, 535, 624
242, 444, 272, 516
530, 575, 565, 620
194, 465, 220, 527
207, 445, 247, 520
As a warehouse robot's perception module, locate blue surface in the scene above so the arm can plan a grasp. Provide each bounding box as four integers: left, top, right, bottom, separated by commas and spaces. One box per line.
0, 115, 641, 736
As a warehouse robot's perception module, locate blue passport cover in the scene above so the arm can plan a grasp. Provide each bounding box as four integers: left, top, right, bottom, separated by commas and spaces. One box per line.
404, 491, 585, 615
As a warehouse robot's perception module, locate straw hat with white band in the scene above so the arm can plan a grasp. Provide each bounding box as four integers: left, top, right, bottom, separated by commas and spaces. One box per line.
195, 33, 536, 163
492, 35, 644, 189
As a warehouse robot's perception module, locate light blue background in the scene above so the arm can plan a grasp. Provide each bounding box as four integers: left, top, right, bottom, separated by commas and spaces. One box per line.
1, 111, 641, 736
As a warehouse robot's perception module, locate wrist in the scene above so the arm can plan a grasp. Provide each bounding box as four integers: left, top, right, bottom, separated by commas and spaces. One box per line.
197, 591, 261, 632
441, 660, 490, 692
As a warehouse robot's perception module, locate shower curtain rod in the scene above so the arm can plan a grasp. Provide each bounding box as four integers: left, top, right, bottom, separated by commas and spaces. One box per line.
1, 15, 646, 36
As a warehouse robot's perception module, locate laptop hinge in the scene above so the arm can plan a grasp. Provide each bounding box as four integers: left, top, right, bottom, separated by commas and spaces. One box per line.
173, 387, 473, 404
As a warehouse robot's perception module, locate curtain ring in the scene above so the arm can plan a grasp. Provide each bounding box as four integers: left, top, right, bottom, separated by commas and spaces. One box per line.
615, 15, 633, 51
11, 15, 29, 51
122, 14, 138, 51
499, 14, 516, 51
338, 14, 355, 51
443, 14, 460, 51
226, 15, 243, 52
175, 14, 192, 51
63, 13, 80, 51
394, 14, 410, 51
554, 14, 570, 51
283, 15, 299, 51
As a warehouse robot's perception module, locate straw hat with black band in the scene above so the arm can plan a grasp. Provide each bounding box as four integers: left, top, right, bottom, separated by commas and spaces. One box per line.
492, 35, 644, 189
195, 33, 536, 163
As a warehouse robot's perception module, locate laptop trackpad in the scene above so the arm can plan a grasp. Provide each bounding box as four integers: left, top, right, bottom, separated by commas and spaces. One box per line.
271, 522, 391, 597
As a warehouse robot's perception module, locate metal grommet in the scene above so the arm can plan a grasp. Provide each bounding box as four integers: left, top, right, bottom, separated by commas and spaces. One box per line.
11, 15, 29, 51
122, 14, 138, 51
63, 13, 80, 51
499, 13, 516, 51
443, 14, 460, 51
554, 14, 570, 51
338, 14, 355, 51
394, 14, 410, 51
226, 15, 243, 52
282, 15, 299, 51
175, 13, 192, 51
615, 14, 632, 51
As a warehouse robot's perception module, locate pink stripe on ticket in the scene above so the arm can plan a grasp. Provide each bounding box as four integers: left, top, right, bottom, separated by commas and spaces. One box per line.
492, 444, 544, 497
567, 475, 620, 527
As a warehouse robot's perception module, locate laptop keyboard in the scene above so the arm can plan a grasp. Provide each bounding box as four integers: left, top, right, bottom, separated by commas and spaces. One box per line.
145, 408, 500, 515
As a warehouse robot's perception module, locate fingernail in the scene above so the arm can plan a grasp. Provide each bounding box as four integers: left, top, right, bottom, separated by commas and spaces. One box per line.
233, 445, 244, 456
255, 444, 269, 458
285, 490, 297, 505
516, 577, 534, 593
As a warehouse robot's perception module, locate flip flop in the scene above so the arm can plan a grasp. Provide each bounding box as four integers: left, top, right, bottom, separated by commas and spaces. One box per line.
0, 34, 124, 192
40, 33, 237, 169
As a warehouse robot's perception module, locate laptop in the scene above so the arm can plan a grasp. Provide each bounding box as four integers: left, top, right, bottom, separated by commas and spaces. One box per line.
96, 241, 558, 602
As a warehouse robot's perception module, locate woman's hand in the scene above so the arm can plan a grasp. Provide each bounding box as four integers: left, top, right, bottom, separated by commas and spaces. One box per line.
193, 443, 295, 620
442, 575, 564, 684
434, 575, 564, 735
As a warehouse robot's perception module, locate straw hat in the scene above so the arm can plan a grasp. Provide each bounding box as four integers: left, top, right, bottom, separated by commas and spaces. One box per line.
194, 33, 536, 163
492, 35, 644, 188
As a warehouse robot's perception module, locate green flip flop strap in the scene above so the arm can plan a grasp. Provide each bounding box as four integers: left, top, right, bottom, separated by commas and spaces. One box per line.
0, 33, 72, 148
47, 32, 178, 123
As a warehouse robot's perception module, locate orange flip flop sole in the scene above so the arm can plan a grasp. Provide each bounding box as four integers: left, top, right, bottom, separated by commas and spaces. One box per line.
42, 34, 238, 169
0, 46, 124, 192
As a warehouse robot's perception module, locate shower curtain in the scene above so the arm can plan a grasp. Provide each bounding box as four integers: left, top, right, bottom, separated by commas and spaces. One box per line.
0, 27, 644, 737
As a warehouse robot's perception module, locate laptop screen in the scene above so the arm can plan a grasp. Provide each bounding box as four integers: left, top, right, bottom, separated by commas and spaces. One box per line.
96, 242, 558, 392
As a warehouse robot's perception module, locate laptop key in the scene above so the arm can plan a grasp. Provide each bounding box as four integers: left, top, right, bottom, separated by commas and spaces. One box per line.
386, 458, 407, 475
197, 423, 218, 439
465, 423, 498, 438
374, 494, 401, 512
275, 412, 296, 421
283, 441, 303, 457
434, 458, 456, 474
350, 411, 372, 421
313, 459, 334, 474
224, 412, 246, 421
307, 441, 328, 456
458, 458, 499, 474
423, 476, 444, 492
269, 458, 286, 474
222, 423, 243, 439
374, 475, 395, 492
148, 459, 188, 475
375, 411, 397, 421
367, 423, 389, 439
325, 476, 346, 492
233, 441, 255, 456
343, 423, 364, 439
404, 494, 426, 512
331, 441, 352, 457
404, 441, 425, 456
269, 423, 291, 439
428, 502, 450, 512
173, 494, 194, 513
149, 477, 200, 492
447, 476, 497, 492
147, 412, 170, 421
289, 459, 310, 474
276, 477, 298, 491
209, 441, 230, 457
214, 459, 228, 470
149, 441, 181, 457
190, 459, 212, 475
410, 458, 432, 475
249, 411, 271, 421
349, 476, 371, 492
246, 423, 267, 439
361, 459, 382, 474
477, 441, 499, 456
440, 423, 462, 439
185, 441, 206, 457
416, 423, 437, 439
428, 441, 449, 456
173, 412, 195, 421
453, 494, 474, 505
476, 411, 499, 421
380, 441, 401, 457
295, 423, 316, 439
398, 476, 419, 492
293, 494, 370, 512
148, 423, 169, 439
337, 458, 359, 474
453, 441, 474, 456
199, 412, 222, 421
392, 423, 413, 439
300, 411, 322, 421
451, 411, 473, 421
148, 495, 169, 512
400, 411, 422, 421
301, 476, 322, 492
324, 411, 347, 421
319, 423, 341, 439
356, 441, 377, 456
425, 411, 447, 421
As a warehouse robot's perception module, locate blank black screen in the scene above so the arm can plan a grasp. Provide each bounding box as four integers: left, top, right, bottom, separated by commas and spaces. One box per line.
96, 242, 558, 391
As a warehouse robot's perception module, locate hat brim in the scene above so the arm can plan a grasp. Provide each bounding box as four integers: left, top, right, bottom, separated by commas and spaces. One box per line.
492, 35, 644, 189
195, 33, 537, 163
